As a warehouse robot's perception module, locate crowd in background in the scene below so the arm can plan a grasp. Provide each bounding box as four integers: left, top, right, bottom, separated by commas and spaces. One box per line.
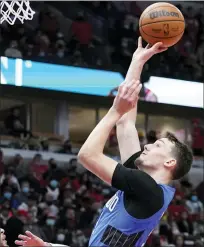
0, 147, 204, 247
0, 1, 204, 82
0, 1, 204, 247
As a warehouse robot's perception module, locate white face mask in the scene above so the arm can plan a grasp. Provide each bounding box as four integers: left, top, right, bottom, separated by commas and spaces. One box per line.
57, 234, 65, 242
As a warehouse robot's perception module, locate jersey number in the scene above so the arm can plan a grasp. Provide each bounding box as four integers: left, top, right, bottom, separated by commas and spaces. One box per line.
106, 194, 119, 212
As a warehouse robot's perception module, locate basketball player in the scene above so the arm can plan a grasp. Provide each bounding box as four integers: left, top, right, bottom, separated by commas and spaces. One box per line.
15, 37, 193, 247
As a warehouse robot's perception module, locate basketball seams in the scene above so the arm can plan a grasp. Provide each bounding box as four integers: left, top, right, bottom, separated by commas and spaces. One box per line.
140, 19, 185, 28
140, 5, 184, 26
140, 27, 184, 39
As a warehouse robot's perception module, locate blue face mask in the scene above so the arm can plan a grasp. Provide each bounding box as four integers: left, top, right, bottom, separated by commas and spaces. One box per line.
4, 192, 12, 200
50, 180, 58, 188
191, 195, 198, 202
22, 187, 29, 193
46, 219, 55, 226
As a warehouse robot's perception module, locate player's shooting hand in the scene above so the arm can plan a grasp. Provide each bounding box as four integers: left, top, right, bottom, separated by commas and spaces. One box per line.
133, 36, 168, 64
112, 79, 142, 116
0, 229, 8, 247
15, 231, 51, 247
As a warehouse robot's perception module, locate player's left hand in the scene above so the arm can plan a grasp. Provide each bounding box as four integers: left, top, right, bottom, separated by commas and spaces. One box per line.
15, 231, 51, 247
133, 36, 168, 64
112, 79, 142, 116
0, 229, 8, 247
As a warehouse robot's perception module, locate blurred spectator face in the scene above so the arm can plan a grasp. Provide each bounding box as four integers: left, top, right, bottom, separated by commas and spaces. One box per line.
191, 193, 198, 202
175, 194, 182, 205
175, 235, 184, 247
49, 179, 58, 189
21, 181, 30, 194
66, 208, 75, 220
32, 154, 42, 163
1, 207, 9, 218
46, 217, 56, 226
49, 158, 57, 169
3, 188, 12, 200
181, 211, 188, 220
14, 154, 23, 165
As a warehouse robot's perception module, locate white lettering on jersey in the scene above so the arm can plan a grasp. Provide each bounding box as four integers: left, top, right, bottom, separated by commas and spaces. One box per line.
105, 194, 119, 212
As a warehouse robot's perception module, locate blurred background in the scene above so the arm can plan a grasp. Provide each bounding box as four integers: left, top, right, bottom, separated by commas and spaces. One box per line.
0, 1, 204, 247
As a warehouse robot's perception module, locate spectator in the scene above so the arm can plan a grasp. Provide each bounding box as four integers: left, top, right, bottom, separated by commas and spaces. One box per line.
176, 211, 194, 235
43, 158, 66, 183
4, 40, 22, 58
71, 11, 92, 46
15, 180, 31, 205
58, 139, 73, 154
41, 215, 57, 243
30, 154, 48, 183
186, 192, 203, 219
8, 154, 29, 180
174, 234, 184, 247
45, 179, 60, 201
4, 108, 31, 139
0, 167, 21, 192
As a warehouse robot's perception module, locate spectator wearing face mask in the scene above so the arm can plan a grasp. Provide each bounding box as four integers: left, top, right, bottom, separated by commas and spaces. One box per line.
186, 192, 204, 220
15, 181, 31, 206
46, 180, 60, 201
41, 215, 57, 243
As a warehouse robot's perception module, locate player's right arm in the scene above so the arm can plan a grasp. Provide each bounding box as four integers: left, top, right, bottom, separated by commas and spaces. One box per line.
116, 37, 167, 164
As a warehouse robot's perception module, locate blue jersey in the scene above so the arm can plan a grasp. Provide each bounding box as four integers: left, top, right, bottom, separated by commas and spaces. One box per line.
89, 184, 175, 247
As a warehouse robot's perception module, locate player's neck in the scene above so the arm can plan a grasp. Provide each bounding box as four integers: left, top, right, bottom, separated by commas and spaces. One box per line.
143, 168, 170, 185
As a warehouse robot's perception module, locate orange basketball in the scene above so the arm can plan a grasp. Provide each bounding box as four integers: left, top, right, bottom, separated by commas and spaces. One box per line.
139, 2, 185, 47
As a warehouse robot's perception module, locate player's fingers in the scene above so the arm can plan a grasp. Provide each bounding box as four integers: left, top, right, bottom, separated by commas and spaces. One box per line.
129, 83, 142, 101
138, 36, 143, 48
151, 42, 163, 52
145, 44, 151, 49
15, 240, 25, 246
127, 80, 140, 99
18, 235, 31, 241
25, 231, 37, 239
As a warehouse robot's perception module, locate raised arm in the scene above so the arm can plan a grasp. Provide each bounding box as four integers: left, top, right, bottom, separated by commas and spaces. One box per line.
117, 37, 167, 164
78, 79, 142, 185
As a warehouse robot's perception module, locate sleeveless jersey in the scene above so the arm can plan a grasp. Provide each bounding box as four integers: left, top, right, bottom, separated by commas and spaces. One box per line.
89, 184, 175, 247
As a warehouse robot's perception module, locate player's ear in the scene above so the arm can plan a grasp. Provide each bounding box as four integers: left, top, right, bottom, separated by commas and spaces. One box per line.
164, 159, 176, 168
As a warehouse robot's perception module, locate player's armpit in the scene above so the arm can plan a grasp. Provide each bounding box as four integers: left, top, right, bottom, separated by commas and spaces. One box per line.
78, 153, 118, 185
112, 164, 163, 200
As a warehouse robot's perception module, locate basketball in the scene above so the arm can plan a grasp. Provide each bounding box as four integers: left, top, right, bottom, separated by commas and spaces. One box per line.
139, 2, 185, 47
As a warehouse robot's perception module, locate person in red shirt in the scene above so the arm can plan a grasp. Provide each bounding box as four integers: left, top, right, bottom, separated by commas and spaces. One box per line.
71, 12, 92, 46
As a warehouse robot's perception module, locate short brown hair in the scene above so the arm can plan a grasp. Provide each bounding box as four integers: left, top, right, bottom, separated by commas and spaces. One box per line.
166, 132, 193, 180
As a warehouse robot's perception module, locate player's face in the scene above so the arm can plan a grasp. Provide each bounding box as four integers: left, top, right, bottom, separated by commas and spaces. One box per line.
135, 138, 176, 170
